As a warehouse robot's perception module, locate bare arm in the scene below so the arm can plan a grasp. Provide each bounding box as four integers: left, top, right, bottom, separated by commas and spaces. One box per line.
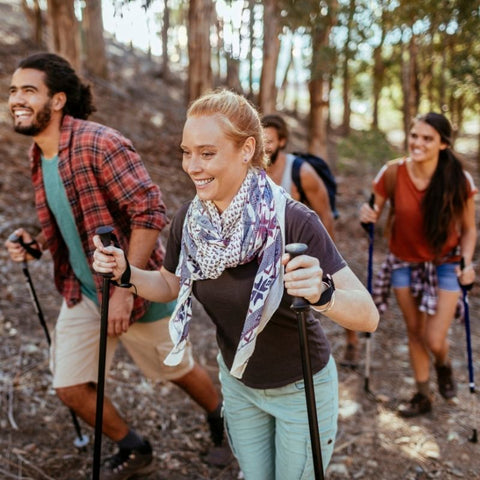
297, 162, 335, 238
359, 192, 387, 224
92, 234, 180, 303
106, 228, 162, 336
457, 195, 477, 285
283, 254, 379, 333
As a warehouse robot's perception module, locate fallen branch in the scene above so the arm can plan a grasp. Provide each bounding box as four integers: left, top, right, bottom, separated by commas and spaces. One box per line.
7, 382, 18, 430
14, 452, 56, 480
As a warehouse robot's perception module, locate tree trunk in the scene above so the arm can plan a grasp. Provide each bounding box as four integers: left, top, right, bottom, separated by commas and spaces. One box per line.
226, 56, 243, 93
46, 0, 80, 70
401, 33, 419, 150
258, 0, 281, 113
308, 2, 337, 160
308, 77, 330, 159
82, 0, 108, 79
341, 0, 355, 135
187, 0, 213, 102
21, 0, 44, 46
247, 0, 255, 98
372, 45, 384, 129
278, 39, 293, 108
161, 0, 170, 81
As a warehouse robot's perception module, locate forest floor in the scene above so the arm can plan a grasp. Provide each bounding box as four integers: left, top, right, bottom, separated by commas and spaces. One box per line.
0, 1, 479, 479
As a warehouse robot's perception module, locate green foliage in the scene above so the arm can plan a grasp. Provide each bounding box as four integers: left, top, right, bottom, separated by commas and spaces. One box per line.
336, 128, 401, 173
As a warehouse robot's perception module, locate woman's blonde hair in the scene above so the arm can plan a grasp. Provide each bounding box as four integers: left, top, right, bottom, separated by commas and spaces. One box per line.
187, 89, 268, 169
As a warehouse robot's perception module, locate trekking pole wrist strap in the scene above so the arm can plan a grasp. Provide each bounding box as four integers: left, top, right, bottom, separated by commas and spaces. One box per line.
111, 253, 137, 295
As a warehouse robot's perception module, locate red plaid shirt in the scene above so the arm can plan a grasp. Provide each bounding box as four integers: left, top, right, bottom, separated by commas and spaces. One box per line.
30, 115, 168, 322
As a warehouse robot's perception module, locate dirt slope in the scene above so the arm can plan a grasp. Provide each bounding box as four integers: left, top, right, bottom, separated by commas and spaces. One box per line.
0, 1, 479, 479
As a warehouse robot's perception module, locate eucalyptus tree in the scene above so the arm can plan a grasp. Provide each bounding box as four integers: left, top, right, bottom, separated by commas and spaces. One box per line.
82, 0, 109, 79
279, 0, 339, 158
46, 0, 81, 70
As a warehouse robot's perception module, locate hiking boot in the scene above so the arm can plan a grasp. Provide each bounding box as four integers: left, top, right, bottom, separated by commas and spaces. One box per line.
207, 409, 224, 447
100, 440, 155, 480
204, 443, 234, 467
204, 406, 233, 467
398, 393, 432, 418
339, 343, 359, 369
435, 363, 457, 399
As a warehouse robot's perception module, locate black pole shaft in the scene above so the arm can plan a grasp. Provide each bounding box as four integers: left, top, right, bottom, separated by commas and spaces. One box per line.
361, 194, 375, 393
459, 258, 477, 443
297, 308, 324, 479
286, 243, 324, 480
364, 223, 374, 393
10, 235, 88, 448
92, 226, 115, 479
92, 274, 110, 479
462, 287, 478, 443
22, 262, 51, 344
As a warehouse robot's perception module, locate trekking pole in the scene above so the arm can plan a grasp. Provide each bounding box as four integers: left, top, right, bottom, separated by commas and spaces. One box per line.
92, 226, 115, 480
360, 194, 375, 394
459, 257, 477, 443
286, 243, 324, 480
8, 233, 89, 449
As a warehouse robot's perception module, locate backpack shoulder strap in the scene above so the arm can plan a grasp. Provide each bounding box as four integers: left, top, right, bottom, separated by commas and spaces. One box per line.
383, 157, 403, 205
382, 157, 404, 238
291, 156, 305, 200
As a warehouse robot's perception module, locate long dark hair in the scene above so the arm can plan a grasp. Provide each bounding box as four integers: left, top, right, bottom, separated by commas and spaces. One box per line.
18, 53, 96, 119
419, 112, 468, 256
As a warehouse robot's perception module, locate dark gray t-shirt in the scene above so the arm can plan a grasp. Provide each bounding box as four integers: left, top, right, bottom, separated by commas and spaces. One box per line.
164, 199, 346, 388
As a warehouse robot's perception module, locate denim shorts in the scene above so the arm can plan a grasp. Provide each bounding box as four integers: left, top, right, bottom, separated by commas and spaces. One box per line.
391, 262, 460, 291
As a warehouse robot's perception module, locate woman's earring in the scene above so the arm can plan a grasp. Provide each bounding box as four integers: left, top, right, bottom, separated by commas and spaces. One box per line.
244, 158, 249, 163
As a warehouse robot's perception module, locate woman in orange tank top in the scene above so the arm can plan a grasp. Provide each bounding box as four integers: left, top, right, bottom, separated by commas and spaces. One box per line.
360, 112, 477, 417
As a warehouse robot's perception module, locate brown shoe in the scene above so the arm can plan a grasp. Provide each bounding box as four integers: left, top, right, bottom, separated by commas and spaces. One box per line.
435, 363, 457, 399
204, 442, 233, 467
398, 393, 432, 418
339, 343, 359, 368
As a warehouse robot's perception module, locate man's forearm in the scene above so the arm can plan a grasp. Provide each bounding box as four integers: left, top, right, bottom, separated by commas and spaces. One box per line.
127, 228, 161, 268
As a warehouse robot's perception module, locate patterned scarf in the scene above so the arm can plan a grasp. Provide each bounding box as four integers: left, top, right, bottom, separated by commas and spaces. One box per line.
164, 169, 288, 378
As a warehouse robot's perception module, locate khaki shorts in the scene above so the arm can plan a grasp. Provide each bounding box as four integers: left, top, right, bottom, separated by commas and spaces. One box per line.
50, 297, 194, 388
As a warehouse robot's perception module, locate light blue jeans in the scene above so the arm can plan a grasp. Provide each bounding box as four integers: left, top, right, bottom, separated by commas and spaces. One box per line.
218, 354, 338, 480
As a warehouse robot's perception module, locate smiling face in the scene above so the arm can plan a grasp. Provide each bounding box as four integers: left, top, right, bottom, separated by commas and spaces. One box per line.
408, 119, 447, 165
181, 115, 254, 213
263, 126, 285, 165
8, 68, 55, 136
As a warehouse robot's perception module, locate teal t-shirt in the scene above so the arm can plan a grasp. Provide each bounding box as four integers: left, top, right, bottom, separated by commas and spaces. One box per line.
42, 155, 98, 304
41, 155, 176, 321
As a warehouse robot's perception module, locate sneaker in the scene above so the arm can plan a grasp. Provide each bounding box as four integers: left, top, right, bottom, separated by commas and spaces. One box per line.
398, 393, 432, 418
100, 440, 155, 480
435, 363, 457, 399
339, 343, 359, 368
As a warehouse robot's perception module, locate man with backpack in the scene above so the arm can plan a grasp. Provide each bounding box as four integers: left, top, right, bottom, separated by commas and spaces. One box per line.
262, 114, 359, 368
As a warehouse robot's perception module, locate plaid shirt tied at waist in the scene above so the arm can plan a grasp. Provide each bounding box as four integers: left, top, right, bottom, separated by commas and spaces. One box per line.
373, 252, 463, 320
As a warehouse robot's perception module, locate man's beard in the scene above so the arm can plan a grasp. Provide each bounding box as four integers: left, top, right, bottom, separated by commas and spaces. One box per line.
13, 100, 52, 136
268, 147, 281, 165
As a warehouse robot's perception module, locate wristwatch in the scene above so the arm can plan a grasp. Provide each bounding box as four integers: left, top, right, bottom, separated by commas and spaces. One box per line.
310, 274, 335, 307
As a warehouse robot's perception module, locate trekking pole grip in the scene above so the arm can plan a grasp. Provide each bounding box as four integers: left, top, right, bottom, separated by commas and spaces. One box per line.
285, 243, 310, 311
460, 257, 474, 291
285, 242, 324, 479
8, 232, 42, 259
96, 226, 114, 278
360, 193, 375, 232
